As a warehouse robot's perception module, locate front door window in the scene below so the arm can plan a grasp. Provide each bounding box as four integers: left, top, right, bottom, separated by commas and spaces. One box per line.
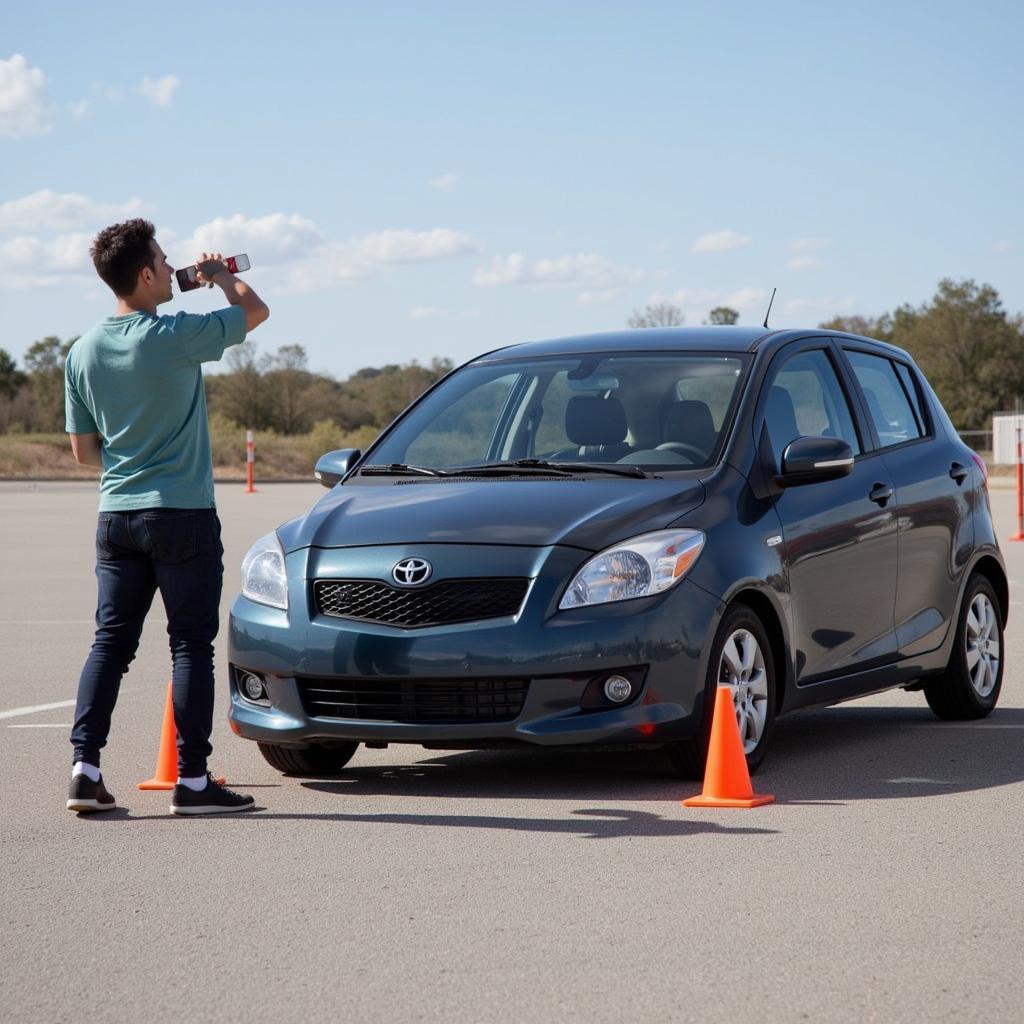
764, 349, 861, 468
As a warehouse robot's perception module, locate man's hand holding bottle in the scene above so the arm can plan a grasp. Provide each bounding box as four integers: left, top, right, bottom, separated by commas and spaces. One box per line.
189, 251, 269, 332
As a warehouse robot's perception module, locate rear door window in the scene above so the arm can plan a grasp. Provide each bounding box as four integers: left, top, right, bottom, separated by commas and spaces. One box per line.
845, 350, 924, 448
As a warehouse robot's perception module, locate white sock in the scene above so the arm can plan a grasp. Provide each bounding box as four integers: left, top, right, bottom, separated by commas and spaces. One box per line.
72, 762, 101, 783
177, 775, 208, 792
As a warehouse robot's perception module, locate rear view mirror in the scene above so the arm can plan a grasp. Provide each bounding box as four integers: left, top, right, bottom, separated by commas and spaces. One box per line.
777, 436, 853, 487
314, 449, 361, 488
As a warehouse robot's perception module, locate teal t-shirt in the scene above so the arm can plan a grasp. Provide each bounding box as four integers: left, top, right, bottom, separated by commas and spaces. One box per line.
64, 306, 247, 511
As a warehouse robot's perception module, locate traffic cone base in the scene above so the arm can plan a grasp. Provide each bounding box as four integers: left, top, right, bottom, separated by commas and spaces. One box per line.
682, 684, 774, 809
683, 793, 774, 808
138, 680, 224, 790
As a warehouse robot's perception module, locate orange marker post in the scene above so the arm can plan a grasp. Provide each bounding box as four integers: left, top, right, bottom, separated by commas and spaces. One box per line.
1011, 423, 1024, 542
245, 428, 256, 494
683, 686, 774, 809
138, 681, 226, 791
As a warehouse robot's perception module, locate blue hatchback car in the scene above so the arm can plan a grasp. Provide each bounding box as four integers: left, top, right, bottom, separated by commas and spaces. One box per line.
227, 326, 1006, 778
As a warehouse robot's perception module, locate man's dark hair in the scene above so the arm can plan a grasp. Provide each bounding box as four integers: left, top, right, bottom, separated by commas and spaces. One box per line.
90, 218, 157, 297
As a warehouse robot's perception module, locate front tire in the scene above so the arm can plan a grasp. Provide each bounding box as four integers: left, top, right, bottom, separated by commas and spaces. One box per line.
924, 574, 1003, 720
257, 741, 359, 776
667, 603, 776, 779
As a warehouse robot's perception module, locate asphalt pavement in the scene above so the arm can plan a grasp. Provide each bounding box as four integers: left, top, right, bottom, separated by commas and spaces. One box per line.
2, 479, 1022, 1024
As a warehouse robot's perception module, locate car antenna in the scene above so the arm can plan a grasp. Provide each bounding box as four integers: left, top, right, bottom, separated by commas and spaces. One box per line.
762, 287, 777, 329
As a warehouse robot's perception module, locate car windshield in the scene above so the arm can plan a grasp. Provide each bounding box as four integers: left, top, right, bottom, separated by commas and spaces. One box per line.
364, 352, 749, 473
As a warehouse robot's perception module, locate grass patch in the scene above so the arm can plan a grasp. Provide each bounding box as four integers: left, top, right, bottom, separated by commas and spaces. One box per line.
0, 422, 381, 481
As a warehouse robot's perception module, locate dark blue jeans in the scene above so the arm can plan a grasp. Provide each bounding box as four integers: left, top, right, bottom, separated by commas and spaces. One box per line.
70, 508, 224, 777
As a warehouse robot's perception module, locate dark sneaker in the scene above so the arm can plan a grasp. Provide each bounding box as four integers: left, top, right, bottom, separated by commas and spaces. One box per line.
170, 775, 255, 816
67, 773, 117, 813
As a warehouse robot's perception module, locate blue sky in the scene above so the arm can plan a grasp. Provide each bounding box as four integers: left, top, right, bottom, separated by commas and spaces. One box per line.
1, 1, 1021, 378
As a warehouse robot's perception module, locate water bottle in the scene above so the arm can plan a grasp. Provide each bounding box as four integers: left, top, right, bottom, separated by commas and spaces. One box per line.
176, 254, 251, 292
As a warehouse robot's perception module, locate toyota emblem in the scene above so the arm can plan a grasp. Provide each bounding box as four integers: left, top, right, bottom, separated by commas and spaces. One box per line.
392, 557, 433, 587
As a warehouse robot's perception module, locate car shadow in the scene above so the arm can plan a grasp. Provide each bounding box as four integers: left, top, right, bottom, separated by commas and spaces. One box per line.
766, 704, 1024, 802
292, 704, 1024, 804
70, 706, 1024, 835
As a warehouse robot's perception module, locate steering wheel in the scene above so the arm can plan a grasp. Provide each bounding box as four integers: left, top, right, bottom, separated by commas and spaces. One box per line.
655, 441, 706, 463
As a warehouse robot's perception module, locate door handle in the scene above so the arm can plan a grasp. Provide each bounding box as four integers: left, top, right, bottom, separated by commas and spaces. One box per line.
869, 482, 894, 506
950, 462, 969, 485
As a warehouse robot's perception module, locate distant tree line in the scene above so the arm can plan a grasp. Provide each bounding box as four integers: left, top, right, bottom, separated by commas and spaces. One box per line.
628, 279, 1024, 429
0, 335, 454, 439
2, 278, 1021, 437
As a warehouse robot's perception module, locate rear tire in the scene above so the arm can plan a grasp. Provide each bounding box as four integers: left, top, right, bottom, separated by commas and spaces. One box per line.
666, 603, 776, 780
257, 741, 359, 776
924, 573, 1003, 720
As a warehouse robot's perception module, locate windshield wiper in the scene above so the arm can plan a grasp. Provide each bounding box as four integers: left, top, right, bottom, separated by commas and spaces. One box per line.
359, 463, 447, 477
541, 460, 650, 478
452, 459, 650, 479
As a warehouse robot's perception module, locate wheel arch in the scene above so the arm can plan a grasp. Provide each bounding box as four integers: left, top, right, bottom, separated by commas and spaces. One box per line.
969, 554, 1009, 627
727, 587, 790, 716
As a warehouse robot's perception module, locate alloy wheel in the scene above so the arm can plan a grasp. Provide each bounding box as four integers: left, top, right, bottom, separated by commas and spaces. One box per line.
717, 628, 769, 754
965, 593, 1000, 699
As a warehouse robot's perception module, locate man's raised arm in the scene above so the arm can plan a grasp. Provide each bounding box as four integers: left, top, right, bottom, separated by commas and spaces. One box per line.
195, 252, 270, 332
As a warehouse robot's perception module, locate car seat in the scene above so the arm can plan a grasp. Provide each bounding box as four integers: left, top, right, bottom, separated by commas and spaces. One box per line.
559, 395, 631, 461
765, 386, 801, 466
657, 400, 717, 461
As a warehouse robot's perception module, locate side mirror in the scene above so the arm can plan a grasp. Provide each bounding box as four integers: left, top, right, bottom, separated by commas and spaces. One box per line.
314, 449, 361, 488
777, 436, 853, 487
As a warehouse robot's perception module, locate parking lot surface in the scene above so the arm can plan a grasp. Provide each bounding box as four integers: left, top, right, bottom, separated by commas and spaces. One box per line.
2, 480, 1022, 1024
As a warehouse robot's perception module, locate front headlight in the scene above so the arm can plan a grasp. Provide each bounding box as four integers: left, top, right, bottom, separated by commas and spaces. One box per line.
559, 529, 705, 610
240, 531, 288, 610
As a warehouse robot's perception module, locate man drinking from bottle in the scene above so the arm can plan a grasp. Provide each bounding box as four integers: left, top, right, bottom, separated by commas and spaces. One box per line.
64, 218, 269, 816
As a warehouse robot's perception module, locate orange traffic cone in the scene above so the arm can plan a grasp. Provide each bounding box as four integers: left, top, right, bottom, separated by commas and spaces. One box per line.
683, 685, 774, 808
138, 681, 225, 791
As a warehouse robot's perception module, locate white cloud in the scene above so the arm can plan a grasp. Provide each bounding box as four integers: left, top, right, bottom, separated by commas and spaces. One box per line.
473, 252, 644, 305
992, 240, 1014, 254
355, 228, 476, 264
282, 228, 477, 291
786, 256, 823, 271
647, 286, 769, 323
182, 216, 477, 292
0, 232, 93, 288
66, 99, 91, 118
690, 229, 752, 254
429, 173, 458, 190
791, 237, 829, 252
409, 306, 443, 319
138, 75, 180, 108
0, 54, 53, 137
473, 253, 526, 286
181, 212, 324, 265
1, 208, 478, 292
0, 189, 147, 233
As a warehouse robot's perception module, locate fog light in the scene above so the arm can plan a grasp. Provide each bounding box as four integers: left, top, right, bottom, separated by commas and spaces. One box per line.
239, 671, 265, 701
603, 675, 633, 704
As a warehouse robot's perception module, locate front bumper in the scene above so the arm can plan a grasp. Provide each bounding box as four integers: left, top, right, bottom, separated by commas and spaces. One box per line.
227, 543, 723, 749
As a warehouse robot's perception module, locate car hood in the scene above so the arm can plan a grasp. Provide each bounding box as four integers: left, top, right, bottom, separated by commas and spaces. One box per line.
277, 477, 706, 554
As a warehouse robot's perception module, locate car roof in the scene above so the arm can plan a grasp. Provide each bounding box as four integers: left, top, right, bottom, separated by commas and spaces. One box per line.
474, 326, 776, 362
472, 326, 913, 364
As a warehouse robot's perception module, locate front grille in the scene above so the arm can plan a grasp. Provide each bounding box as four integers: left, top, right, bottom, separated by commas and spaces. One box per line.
313, 578, 529, 628
297, 678, 529, 723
